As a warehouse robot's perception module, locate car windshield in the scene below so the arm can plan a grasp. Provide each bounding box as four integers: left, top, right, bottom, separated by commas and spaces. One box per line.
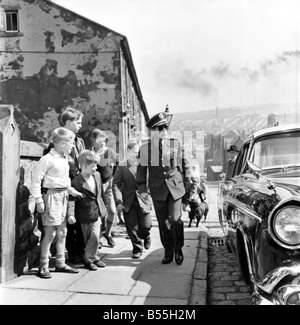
250, 131, 300, 169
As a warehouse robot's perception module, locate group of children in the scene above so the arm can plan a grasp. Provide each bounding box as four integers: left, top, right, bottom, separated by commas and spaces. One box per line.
32, 108, 118, 279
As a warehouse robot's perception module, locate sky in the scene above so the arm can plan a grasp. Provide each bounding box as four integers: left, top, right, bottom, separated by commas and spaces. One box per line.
54, 0, 300, 116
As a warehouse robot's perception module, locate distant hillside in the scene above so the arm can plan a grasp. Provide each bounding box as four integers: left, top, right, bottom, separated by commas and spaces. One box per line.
172, 102, 299, 122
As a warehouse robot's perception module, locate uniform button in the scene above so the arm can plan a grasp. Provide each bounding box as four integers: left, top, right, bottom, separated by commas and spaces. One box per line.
163, 172, 166, 174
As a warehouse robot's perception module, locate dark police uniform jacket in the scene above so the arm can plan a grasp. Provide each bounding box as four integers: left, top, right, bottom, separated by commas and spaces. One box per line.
136, 137, 191, 201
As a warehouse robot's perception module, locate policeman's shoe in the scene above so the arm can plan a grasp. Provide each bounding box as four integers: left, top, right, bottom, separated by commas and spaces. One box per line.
104, 234, 116, 247
175, 249, 184, 265
144, 236, 151, 250
162, 256, 173, 264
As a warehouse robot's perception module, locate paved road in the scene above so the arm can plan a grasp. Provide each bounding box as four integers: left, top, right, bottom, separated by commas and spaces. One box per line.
207, 243, 251, 305
205, 182, 251, 305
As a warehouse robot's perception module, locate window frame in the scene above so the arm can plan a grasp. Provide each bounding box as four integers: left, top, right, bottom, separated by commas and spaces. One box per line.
233, 142, 250, 176
5, 10, 19, 33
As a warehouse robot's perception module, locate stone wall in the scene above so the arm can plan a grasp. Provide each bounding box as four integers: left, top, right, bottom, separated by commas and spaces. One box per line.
0, 105, 20, 283
16, 141, 46, 276
0, 104, 45, 283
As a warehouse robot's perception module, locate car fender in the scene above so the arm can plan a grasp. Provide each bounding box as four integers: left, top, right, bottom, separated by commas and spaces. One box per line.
235, 222, 254, 286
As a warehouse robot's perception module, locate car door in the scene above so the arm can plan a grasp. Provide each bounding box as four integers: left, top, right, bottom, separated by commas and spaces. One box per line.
221, 142, 251, 234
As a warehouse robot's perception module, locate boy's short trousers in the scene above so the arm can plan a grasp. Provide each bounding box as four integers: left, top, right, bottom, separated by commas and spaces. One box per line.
41, 188, 68, 226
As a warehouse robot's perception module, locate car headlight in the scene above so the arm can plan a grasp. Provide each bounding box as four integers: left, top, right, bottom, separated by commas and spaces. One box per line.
273, 206, 300, 246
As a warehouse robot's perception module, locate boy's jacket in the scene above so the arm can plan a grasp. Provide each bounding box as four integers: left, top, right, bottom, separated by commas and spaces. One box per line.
68, 172, 107, 223
113, 159, 151, 213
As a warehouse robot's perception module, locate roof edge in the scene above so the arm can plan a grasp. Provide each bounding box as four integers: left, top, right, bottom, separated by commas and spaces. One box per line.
44, 0, 126, 38
120, 37, 149, 121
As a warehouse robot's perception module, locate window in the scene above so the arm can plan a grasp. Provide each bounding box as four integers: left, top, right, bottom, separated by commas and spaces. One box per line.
235, 143, 250, 175
250, 131, 300, 168
6, 10, 19, 32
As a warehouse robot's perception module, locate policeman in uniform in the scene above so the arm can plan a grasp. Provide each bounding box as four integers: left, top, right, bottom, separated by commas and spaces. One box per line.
136, 112, 191, 265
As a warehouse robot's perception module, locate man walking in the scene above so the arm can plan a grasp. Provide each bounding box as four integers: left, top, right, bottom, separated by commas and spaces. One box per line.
136, 111, 191, 265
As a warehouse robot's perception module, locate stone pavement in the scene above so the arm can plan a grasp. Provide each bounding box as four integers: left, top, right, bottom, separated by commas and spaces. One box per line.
207, 244, 251, 305
0, 211, 209, 306
204, 183, 251, 305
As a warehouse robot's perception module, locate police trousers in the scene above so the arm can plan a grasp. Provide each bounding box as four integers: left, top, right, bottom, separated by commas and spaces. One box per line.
152, 192, 184, 257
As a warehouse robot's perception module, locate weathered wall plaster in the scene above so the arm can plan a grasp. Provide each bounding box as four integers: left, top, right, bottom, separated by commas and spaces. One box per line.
0, 0, 144, 149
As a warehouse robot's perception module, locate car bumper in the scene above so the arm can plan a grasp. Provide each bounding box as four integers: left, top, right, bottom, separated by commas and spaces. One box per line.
250, 261, 300, 305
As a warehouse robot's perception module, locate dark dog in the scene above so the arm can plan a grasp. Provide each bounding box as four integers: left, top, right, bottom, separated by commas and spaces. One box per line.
183, 181, 209, 227
187, 200, 209, 227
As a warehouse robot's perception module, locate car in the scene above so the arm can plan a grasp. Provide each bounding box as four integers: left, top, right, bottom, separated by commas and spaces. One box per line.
217, 123, 300, 305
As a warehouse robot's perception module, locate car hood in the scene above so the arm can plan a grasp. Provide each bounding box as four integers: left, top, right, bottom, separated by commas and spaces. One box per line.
264, 170, 300, 196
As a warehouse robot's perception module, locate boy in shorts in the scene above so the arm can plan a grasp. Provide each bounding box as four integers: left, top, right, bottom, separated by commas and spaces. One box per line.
43, 107, 86, 264
31, 127, 84, 279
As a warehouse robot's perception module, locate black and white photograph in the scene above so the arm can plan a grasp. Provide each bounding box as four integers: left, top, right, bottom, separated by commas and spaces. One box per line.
0, 0, 300, 309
